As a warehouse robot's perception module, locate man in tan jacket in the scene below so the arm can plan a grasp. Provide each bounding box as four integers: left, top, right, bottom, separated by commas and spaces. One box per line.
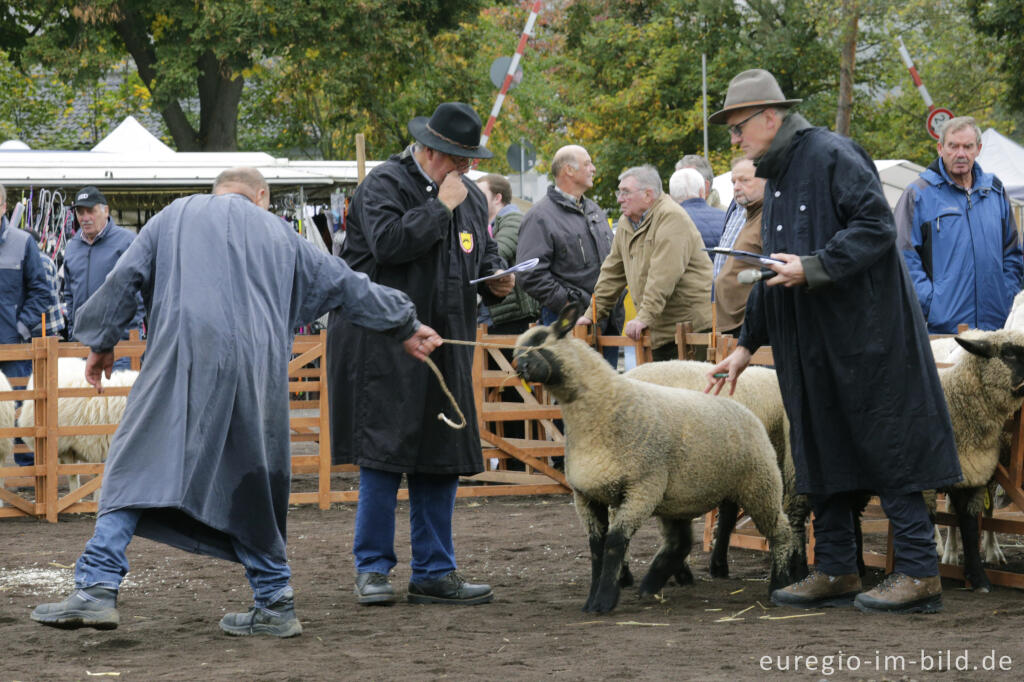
578, 164, 712, 361
714, 157, 766, 335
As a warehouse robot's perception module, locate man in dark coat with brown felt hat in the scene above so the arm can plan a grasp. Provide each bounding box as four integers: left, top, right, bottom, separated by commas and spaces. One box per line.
706, 70, 961, 614
327, 102, 513, 606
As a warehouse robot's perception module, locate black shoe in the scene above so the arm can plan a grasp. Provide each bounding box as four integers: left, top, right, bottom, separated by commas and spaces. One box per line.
407, 571, 493, 605
31, 586, 119, 630
354, 572, 397, 605
220, 592, 302, 638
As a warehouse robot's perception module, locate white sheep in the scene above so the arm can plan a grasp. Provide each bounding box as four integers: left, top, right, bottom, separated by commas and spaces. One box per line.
929, 292, 1024, 564
936, 330, 1024, 592
17, 357, 138, 496
0, 368, 16, 465
624, 360, 809, 579
513, 304, 797, 613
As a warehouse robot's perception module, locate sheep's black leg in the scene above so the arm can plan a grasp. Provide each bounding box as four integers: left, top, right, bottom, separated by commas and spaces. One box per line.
639, 518, 692, 597
949, 488, 991, 593
709, 501, 738, 578
786, 496, 810, 581
587, 528, 627, 613
575, 496, 609, 612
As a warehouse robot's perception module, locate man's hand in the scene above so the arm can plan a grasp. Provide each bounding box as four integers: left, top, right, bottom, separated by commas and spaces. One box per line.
575, 315, 593, 326
624, 319, 648, 341
486, 271, 515, 298
403, 323, 443, 362
766, 253, 806, 288
704, 346, 752, 396
85, 350, 115, 393
438, 172, 468, 211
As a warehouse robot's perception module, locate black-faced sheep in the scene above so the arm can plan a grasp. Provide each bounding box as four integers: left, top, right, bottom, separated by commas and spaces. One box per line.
17, 357, 138, 496
935, 330, 1024, 592
513, 304, 797, 613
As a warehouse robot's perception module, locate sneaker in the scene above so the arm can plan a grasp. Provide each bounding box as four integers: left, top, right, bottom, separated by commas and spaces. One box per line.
771, 569, 861, 608
354, 572, 397, 605
407, 571, 493, 605
854, 573, 942, 614
219, 592, 303, 638
30, 586, 120, 630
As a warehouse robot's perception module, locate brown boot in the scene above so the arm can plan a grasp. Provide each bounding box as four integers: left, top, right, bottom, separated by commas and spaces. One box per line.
854, 573, 942, 614
771, 569, 861, 608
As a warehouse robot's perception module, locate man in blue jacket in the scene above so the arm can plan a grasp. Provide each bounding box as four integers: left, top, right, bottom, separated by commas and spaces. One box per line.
63, 187, 145, 368
894, 116, 1024, 333
0, 184, 55, 465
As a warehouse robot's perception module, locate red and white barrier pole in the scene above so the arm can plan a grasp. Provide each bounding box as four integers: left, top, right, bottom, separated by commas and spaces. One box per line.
897, 36, 935, 112
479, 0, 542, 149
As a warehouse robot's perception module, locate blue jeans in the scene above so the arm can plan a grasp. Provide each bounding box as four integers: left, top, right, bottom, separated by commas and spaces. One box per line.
810, 491, 937, 578
2, 359, 33, 466
75, 509, 292, 607
353, 467, 458, 582
540, 307, 619, 368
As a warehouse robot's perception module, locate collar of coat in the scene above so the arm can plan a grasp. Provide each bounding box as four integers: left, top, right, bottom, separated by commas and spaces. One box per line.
547, 184, 588, 215
753, 112, 813, 181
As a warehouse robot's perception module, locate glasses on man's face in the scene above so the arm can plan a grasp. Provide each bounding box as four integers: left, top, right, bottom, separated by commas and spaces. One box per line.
447, 154, 472, 171
728, 109, 766, 138
615, 187, 645, 200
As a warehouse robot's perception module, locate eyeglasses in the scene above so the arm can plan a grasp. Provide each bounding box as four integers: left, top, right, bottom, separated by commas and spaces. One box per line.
447, 153, 472, 170
615, 187, 645, 199
728, 109, 766, 138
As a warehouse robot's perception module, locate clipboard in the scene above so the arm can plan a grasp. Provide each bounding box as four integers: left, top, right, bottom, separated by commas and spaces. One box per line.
469, 257, 540, 285
703, 247, 784, 267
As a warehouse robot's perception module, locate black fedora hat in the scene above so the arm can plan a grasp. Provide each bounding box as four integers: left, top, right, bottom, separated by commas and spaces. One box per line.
408, 102, 493, 159
709, 69, 802, 125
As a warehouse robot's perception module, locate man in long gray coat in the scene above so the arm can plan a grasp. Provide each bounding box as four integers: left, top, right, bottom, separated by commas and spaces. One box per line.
31, 168, 442, 637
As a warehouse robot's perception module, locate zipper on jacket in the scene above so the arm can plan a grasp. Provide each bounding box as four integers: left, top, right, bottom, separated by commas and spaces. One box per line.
578, 236, 588, 265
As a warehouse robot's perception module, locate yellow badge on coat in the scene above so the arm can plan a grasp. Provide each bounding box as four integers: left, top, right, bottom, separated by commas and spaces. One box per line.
459, 231, 474, 253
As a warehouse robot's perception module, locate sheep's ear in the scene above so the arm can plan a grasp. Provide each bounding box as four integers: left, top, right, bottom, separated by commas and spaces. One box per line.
955, 336, 995, 359
554, 301, 584, 339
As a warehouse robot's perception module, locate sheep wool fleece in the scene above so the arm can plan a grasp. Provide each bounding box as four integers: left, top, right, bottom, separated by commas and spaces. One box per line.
739, 113, 961, 497
72, 193, 417, 564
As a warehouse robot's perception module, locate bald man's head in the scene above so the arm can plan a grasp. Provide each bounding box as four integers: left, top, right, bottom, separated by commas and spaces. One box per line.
550, 145, 595, 198
213, 167, 270, 209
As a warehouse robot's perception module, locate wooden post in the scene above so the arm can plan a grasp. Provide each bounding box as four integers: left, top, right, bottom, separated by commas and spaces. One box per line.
356, 134, 367, 185
317, 330, 331, 511
129, 328, 142, 370
39, 337, 60, 522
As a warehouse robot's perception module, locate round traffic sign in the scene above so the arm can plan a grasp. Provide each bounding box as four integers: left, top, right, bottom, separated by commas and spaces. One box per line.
507, 141, 536, 173
926, 107, 954, 140
489, 56, 523, 91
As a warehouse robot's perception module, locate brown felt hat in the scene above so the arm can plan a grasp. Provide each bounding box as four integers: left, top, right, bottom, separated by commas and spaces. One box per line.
709, 69, 802, 125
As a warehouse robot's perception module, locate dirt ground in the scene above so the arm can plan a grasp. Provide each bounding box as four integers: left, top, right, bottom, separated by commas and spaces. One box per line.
4, 478, 1024, 681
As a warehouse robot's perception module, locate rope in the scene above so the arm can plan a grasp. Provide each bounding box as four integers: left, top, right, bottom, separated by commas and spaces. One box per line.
424, 336, 519, 430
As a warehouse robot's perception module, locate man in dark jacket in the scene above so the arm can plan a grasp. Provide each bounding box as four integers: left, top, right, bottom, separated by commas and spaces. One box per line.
516, 144, 621, 366
328, 103, 513, 607
707, 70, 961, 614
668, 166, 726, 250
64, 186, 145, 369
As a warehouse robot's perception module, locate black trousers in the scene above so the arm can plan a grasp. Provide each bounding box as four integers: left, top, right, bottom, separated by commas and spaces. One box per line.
809, 490, 937, 578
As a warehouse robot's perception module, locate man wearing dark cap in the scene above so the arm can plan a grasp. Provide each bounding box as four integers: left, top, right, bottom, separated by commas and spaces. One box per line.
706, 70, 961, 613
65, 186, 145, 368
327, 102, 513, 606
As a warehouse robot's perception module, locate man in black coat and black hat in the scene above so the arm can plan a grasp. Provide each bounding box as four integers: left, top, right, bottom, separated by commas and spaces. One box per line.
706, 70, 961, 614
327, 102, 513, 606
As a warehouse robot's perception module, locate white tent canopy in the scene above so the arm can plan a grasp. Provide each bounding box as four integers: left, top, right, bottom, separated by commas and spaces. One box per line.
979, 128, 1024, 204
0, 115, 380, 191
712, 159, 926, 211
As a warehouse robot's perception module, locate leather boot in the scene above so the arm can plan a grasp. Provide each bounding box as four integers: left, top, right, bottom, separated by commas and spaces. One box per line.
220, 591, 303, 637
771, 569, 861, 608
354, 572, 397, 605
408, 571, 493, 605
854, 573, 942, 614
31, 586, 119, 630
